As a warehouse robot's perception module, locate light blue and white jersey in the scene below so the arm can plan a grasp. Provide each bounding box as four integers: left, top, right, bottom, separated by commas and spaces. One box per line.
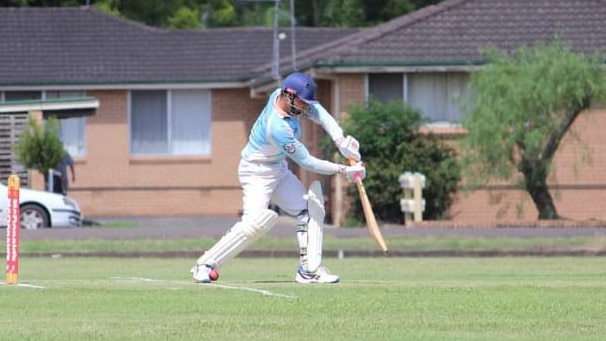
241, 89, 345, 175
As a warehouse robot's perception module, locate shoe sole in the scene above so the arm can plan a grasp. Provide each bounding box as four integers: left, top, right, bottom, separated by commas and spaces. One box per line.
295, 275, 340, 284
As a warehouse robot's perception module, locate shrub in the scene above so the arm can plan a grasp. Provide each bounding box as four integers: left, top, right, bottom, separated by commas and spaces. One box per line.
329, 100, 461, 224
15, 115, 64, 185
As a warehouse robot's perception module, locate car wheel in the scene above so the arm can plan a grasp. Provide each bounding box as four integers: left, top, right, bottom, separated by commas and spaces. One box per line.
20, 204, 50, 230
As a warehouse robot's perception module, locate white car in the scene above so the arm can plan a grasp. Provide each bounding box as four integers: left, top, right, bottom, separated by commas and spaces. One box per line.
0, 182, 82, 229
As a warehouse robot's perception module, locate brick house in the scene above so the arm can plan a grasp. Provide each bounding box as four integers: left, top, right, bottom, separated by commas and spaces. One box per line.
1, 0, 606, 224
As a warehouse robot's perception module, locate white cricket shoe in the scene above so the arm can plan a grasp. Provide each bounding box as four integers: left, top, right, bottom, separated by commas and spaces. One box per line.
191, 264, 213, 284
295, 265, 340, 284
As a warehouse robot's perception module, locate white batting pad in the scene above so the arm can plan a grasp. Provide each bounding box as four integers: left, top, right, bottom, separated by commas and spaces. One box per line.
196, 209, 278, 268
306, 180, 325, 273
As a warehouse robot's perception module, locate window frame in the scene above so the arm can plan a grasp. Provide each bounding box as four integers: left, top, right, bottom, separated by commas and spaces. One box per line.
128, 89, 212, 157
366, 72, 470, 125
2, 90, 87, 157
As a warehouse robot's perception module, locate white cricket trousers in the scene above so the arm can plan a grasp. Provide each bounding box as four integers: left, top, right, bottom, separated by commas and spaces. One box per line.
238, 159, 308, 225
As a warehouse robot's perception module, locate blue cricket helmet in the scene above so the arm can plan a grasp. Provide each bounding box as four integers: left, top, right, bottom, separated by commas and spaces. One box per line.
281, 72, 318, 104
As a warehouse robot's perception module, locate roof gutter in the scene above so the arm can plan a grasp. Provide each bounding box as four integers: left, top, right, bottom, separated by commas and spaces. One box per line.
0, 79, 252, 91
249, 59, 485, 94
312, 60, 486, 74
0, 97, 99, 114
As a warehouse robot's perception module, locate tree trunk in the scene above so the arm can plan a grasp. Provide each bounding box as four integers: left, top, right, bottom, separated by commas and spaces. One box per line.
519, 160, 559, 219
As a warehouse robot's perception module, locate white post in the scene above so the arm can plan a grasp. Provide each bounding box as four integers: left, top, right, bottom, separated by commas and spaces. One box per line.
399, 172, 426, 224
412, 173, 424, 222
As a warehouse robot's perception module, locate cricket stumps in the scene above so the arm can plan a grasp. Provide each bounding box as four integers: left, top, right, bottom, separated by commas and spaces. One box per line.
6, 174, 20, 285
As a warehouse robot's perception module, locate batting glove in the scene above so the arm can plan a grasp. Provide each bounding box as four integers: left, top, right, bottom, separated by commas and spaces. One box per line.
335, 135, 361, 161
341, 161, 366, 182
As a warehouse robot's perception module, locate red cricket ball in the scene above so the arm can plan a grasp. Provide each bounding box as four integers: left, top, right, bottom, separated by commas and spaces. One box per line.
209, 268, 219, 281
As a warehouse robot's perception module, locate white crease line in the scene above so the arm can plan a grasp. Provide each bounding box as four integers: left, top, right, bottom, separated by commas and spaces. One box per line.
112, 277, 297, 300
114, 277, 158, 282
210, 283, 298, 300
0, 282, 45, 289
112, 277, 167, 283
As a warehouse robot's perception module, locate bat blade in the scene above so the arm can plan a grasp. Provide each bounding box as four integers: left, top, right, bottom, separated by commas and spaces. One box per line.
349, 159, 389, 254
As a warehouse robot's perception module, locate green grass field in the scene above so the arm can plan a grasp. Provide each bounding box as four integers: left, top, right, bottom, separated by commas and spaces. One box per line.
1, 257, 604, 340
16, 235, 600, 253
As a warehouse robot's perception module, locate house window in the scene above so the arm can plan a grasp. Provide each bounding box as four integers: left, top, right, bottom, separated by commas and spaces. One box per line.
3, 90, 86, 157
368, 73, 403, 103
3, 91, 42, 101
130, 89, 211, 156
46, 91, 87, 157
407, 72, 469, 124
368, 72, 470, 124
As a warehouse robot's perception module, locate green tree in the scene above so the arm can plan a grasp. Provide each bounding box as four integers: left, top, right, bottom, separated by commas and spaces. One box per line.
233, 2, 268, 27
15, 116, 65, 186
334, 100, 460, 224
460, 41, 606, 219
93, 0, 235, 29
297, 0, 414, 27
4, 0, 448, 28
168, 6, 201, 29
204, 0, 235, 27
410, 0, 443, 10
94, 0, 120, 16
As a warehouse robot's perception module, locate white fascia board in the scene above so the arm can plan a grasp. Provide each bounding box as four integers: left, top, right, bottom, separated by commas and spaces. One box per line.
0, 81, 246, 91
0, 98, 99, 113
314, 65, 482, 74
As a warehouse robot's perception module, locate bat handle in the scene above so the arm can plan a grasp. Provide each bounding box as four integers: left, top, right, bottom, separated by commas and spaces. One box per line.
348, 158, 363, 182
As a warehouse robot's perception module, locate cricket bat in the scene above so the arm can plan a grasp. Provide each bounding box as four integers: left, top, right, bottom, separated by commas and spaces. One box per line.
349, 159, 389, 254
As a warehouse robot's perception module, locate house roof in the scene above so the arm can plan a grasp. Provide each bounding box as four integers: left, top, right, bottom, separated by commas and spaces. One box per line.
3, 1, 606, 89
0, 7, 359, 87
252, 0, 606, 85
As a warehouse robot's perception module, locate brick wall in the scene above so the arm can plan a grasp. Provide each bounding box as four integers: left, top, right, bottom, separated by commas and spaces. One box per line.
16, 81, 606, 223
331, 74, 366, 225
321, 74, 606, 223
68, 89, 265, 217
452, 107, 606, 222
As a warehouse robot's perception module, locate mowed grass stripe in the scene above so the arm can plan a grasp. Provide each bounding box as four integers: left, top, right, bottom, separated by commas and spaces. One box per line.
14, 235, 601, 253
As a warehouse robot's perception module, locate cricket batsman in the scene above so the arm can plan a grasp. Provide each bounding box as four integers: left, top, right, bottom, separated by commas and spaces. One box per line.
192, 72, 365, 284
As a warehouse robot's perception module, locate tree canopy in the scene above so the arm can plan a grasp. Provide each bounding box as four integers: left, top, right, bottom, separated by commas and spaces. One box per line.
1, 0, 445, 29
460, 41, 606, 219
15, 115, 65, 180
